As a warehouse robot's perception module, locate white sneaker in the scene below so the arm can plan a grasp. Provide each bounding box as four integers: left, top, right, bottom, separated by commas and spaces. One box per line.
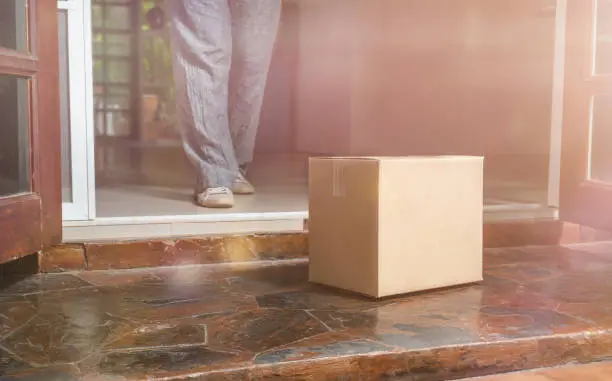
231, 172, 255, 195
195, 187, 234, 208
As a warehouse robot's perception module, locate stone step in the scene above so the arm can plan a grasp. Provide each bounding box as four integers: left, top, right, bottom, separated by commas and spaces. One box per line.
41, 220, 612, 273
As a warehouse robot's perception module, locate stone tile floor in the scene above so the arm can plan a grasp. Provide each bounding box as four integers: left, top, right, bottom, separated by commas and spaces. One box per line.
462, 361, 612, 380
2, 243, 612, 380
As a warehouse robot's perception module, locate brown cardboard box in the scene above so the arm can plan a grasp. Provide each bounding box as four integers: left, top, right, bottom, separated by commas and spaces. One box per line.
308, 156, 484, 298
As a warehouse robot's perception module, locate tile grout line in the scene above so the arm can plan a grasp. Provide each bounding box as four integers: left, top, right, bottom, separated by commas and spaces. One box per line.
304, 310, 333, 332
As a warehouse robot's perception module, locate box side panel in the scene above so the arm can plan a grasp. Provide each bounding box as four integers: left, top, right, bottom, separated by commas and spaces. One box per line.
377, 158, 484, 297
308, 158, 379, 296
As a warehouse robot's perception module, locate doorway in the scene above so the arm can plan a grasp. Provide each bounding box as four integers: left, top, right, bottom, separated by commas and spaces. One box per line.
60, 0, 565, 241
92, 0, 304, 220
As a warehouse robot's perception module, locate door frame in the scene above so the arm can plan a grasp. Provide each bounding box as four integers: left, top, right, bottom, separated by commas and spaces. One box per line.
64, 0, 566, 241
560, 0, 612, 230
59, 0, 96, 221
547, 0, 567, 209
0, 0, 62, 262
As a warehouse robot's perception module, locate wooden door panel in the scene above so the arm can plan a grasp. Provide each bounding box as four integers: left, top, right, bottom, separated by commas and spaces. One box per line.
560, 0, 612, 230
0, 0, 61, 263
0, 195, 42, 262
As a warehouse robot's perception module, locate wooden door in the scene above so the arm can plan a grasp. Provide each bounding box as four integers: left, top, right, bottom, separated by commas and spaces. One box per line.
0, 0, 61, 263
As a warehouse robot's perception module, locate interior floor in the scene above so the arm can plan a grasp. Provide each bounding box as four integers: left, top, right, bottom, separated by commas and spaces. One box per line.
93, 144, 551, 220
96, 152, 308, 218
1, 242, 612, 380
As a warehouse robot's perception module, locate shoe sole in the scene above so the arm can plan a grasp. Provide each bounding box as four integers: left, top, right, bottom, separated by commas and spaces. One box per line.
197, 203, 234, 208
194, 196, 235, 208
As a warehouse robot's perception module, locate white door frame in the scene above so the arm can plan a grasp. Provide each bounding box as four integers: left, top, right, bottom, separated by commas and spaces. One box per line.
59, 0, 96, 221
546, 0, 567, 209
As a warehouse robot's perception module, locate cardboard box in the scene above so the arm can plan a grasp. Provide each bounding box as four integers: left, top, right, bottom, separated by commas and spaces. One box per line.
308, 156, 484, 298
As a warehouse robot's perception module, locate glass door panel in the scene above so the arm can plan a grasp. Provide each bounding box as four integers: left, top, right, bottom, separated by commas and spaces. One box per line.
0, 75, 30, 196
0, 0, 28, 52
595, 0, 612, 74
589, 94, 612, 183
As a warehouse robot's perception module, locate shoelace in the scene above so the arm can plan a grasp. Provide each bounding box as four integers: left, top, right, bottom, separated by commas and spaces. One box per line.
203, 187, 231, 197
234, 173, 249, 184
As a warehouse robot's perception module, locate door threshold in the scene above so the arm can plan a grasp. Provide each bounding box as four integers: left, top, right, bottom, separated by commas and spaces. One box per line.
62, 207, 558, 242
63, 211, 308, 242
484, 205, 558, 222
64, 211, 309, 226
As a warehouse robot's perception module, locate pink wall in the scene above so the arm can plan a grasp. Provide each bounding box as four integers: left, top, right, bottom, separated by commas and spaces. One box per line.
256, 1, 299, 154
293, 0, 557, 157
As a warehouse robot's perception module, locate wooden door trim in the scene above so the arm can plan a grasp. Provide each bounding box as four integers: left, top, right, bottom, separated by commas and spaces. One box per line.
560, 0, 591, 220
560, 0, 592, 183
0, 193, 39, 205
0, 194, 42, 263
0, 48, 37, 75
33, 0, 62, 246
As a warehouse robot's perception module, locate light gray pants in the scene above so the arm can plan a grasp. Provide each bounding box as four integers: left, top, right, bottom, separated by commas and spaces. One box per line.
168, 0, 281, 188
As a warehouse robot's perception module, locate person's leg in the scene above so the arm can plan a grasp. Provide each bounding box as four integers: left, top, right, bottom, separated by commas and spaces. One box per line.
228, 0, 282, 169
167, 0, 239, 201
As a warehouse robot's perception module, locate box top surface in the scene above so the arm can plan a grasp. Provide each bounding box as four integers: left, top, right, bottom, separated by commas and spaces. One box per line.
310, 156, 484, 162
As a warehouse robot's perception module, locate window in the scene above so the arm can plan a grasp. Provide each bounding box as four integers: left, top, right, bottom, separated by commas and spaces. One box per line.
93, 0, 137, 138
